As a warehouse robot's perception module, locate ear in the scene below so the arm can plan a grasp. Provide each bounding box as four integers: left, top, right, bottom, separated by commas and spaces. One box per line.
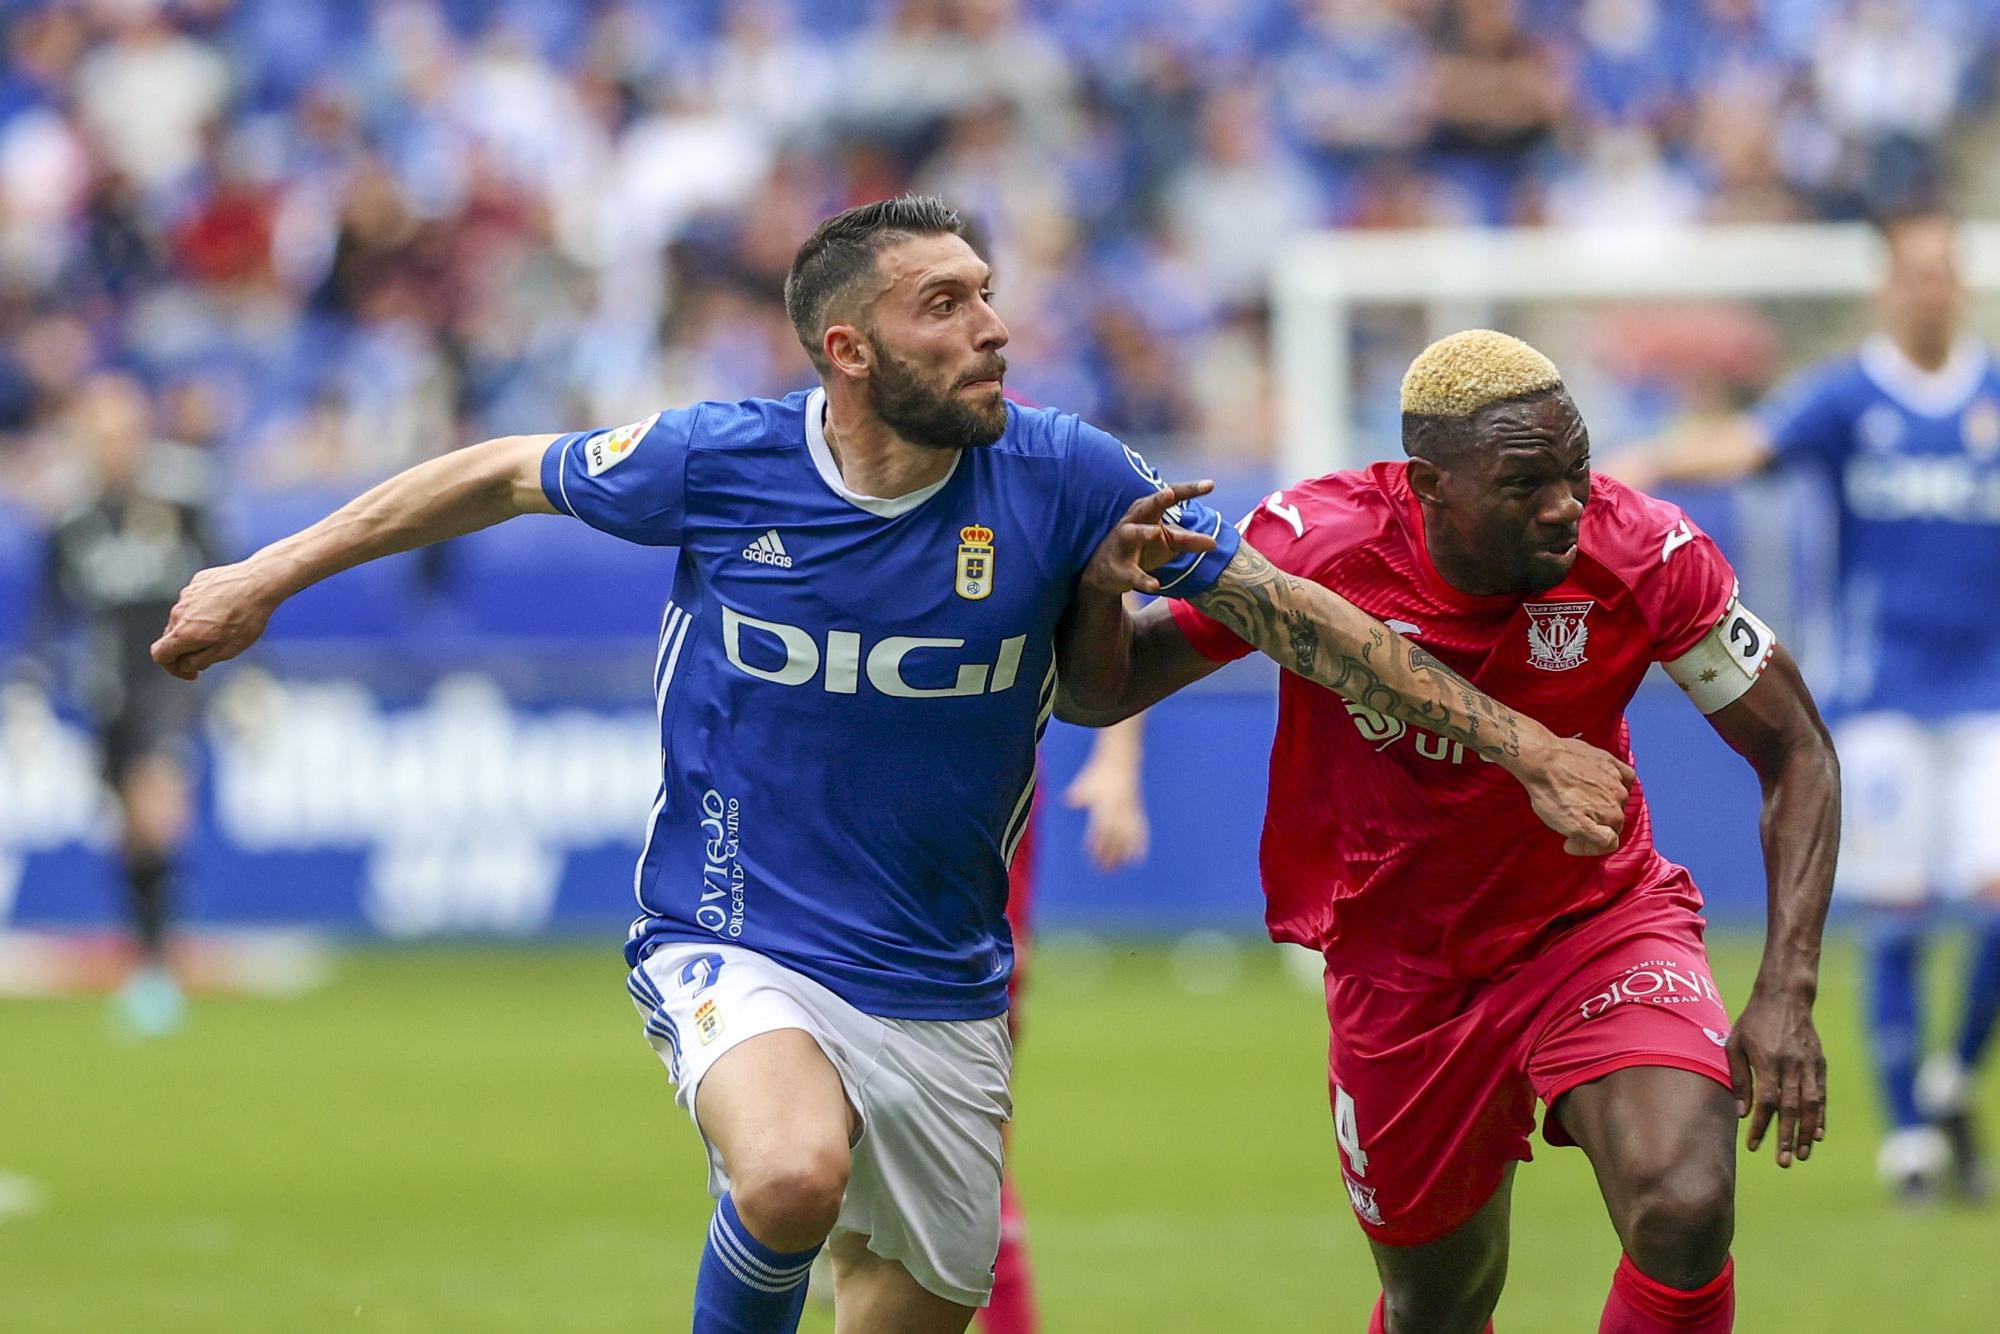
823, 323, 870, 380
1406, 456, 1446, 507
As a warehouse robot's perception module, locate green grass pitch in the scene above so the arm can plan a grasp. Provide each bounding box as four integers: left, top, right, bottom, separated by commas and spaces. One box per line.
3, 932, 1997, 1330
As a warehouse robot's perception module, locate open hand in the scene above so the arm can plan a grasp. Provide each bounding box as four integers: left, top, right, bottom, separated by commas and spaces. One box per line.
1730, 988, 1827, 1167
1064, 758, 1150, 871
151, 561, 282, 681
1081, 482, 1220, 597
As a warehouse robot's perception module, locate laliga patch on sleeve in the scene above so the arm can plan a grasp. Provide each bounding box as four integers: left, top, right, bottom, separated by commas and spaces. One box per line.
585, 411, 661, 477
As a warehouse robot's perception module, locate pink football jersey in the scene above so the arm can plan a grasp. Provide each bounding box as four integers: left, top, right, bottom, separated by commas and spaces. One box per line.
1172, 463, 1736, 985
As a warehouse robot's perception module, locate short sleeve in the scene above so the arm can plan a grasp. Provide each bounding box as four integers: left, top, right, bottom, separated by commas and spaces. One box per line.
1168, 491, 1325, 663
1643, 511, 1739, 661
1753, 362, 1851, 474
1064, 418, 1241, 598
540, 407, 698, 545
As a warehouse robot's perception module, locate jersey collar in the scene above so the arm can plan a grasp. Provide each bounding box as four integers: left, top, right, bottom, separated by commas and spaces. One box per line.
803, 387, 961, 517
1858, 333, 1989, 419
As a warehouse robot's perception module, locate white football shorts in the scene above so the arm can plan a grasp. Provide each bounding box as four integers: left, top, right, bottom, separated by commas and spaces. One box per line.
1835, 711, 2000, 906
629, 940, 1012, 1308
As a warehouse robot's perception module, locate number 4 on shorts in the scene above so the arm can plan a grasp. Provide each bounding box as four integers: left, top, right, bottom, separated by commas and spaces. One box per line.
1335, 1085, 1369, 1177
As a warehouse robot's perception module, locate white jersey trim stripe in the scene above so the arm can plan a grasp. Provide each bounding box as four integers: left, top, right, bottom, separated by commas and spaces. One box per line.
659, 609, 693, 708
653, 602, 681, 689
654, 613, 685, 725
1151, 506, 1226, 593
1001, 660, 1054, 866
554, 439, 578, 517
1002, 775, 1038, 866
635, 601, 694, 915
1001, 769, 1037, 848
631, 788, 668, 912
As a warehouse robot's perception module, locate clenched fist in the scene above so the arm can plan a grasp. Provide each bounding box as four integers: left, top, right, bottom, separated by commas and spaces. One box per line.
1514, 732, 1636, 856
151, 560, 283, 681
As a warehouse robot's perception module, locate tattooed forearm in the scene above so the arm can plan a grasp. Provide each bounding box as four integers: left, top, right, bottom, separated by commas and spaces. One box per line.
1406, 643, 1492, 744
1283, 609, 1318, 679
1191, 544, 1527, 764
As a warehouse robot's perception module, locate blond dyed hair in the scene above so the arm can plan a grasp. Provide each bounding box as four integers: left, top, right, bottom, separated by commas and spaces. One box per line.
1400, 330, 1563, 419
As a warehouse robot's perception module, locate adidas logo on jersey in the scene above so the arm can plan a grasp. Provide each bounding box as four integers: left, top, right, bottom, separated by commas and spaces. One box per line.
741, 530, 793, 568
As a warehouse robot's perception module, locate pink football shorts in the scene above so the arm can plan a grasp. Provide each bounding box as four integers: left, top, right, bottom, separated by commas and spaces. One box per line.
1321, 880, 1735, 1247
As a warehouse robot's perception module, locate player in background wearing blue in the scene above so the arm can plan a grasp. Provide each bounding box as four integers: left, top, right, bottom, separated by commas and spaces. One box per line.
1618, 209, 2000, 1206
151, 196, 1635, 1333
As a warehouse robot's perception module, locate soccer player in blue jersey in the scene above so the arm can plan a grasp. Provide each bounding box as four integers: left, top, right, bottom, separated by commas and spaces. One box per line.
1621, 208, 2000, 1205
152, 196, 1634, 1332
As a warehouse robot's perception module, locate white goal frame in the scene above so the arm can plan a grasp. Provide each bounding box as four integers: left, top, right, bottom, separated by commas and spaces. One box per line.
1271, 222, 2000, 483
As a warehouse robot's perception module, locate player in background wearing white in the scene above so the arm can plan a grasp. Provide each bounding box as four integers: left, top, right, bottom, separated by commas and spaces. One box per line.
1617, 209, 2000, 1204
151, 196, 1635, 1334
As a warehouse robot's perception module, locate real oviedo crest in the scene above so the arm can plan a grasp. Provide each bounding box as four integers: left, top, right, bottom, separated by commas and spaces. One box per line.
956, 524, 996, 600
1525, 600, 1592, 672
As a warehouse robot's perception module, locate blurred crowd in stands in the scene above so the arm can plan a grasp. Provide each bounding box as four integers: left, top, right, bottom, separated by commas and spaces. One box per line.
1, 0, 1995, 517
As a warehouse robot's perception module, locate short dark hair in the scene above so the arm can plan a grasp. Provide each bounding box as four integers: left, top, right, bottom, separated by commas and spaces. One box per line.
784, 195, 970, 372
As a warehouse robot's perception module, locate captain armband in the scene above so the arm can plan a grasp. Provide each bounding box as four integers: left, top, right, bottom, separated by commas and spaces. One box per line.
1662, 591, 1777, 714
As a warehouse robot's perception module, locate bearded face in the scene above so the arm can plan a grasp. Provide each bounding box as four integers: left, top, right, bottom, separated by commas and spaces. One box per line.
867, 332, 1009, 451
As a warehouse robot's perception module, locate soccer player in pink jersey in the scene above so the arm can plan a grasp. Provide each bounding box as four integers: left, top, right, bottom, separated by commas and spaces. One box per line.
1063, 331, 1841, 1333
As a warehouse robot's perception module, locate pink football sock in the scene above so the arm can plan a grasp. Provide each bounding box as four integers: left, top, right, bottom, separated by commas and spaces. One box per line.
1598, 1254, 1734, 1332
978, 1174, 1038, 1334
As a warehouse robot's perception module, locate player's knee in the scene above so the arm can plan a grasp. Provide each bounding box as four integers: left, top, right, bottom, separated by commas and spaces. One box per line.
731, 1140, 850, 1247
1382, 1275, 1504, 1334
120, 766, 192, 852
1621, 1162, 1734, 1289
1381, 1248, 1506, 1334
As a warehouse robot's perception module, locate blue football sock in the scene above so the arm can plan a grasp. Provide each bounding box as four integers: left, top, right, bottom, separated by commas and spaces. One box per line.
1955, 915, 2000, 1071
1865, 912, 1927, 1130
692, 1193, 820, 1334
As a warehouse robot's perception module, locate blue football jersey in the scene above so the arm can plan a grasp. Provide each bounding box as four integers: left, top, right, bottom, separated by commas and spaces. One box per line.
541, 388, 1239, 1018
1757, 334, 2000, 717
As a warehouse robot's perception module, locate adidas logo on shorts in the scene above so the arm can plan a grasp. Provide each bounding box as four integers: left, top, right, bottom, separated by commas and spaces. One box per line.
742, 529, 793, 568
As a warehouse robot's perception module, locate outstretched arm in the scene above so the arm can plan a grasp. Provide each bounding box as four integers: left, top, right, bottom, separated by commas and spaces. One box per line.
1188, 542, 1632, 853
1701, 643, 1839, 1168
1059, 485, 1635, 854
151, 434, 558, 679
1603, 414, 1775, 491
